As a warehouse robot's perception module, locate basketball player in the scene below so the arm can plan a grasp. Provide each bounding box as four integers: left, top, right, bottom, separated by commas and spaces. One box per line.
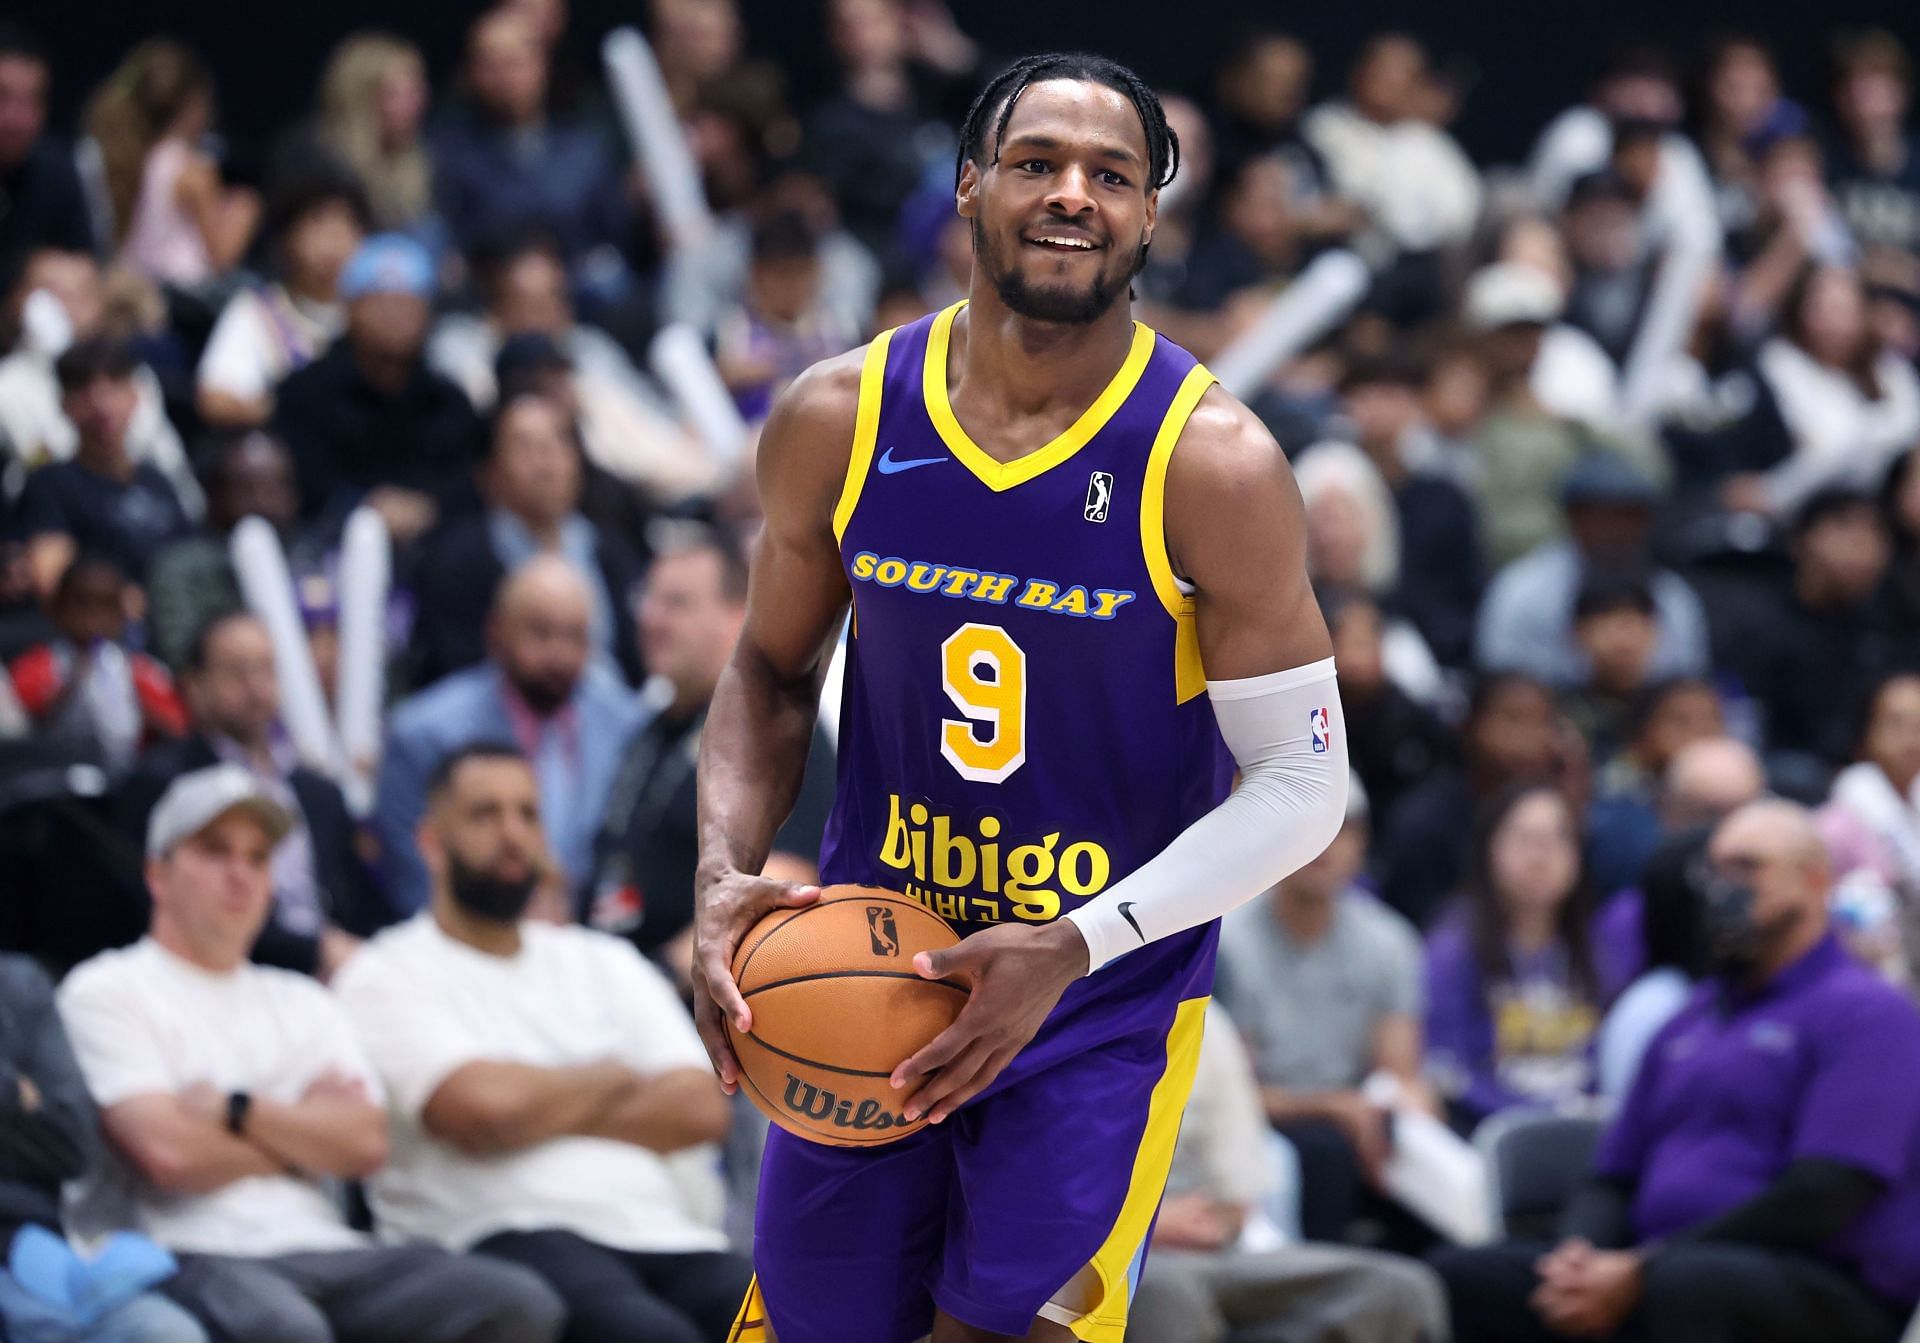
695, 52, 1349, 1343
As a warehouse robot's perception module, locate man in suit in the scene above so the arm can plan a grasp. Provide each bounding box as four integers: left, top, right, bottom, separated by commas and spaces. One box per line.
373, 554, 646, 916
406, 389, 645, 689
118, 610, 387, 980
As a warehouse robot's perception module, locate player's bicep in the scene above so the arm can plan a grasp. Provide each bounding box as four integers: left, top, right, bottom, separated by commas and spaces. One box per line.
1168, 391, 1331, 681
737, 516, 847, 681
737, 358, 861, 682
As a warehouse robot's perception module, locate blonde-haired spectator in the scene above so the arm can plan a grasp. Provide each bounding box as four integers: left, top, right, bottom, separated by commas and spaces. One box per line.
312, 33, 437, 240
83, 39, 258, 290
1295, 442, 1443, 703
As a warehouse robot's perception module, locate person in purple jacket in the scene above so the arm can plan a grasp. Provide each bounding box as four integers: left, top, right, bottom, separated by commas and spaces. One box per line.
1423, 783, 1614, 1129
1434, 798, 1920, 1343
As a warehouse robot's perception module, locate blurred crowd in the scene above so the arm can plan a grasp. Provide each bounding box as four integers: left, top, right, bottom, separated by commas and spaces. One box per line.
7, 2, 1920, 1340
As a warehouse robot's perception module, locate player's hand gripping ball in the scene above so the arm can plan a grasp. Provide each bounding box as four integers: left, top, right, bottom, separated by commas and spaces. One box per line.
726, 885, 964, 1146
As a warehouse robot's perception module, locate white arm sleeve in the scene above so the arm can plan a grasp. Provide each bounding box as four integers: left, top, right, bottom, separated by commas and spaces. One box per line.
1063, 657, 1347, 974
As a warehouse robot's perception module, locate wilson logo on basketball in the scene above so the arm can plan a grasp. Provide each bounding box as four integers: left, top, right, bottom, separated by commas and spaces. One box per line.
781, 1075, 909, 1133
866, 906, 901, 957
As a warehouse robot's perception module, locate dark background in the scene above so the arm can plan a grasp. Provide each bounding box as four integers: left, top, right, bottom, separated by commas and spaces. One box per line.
17, 0, 1917, 167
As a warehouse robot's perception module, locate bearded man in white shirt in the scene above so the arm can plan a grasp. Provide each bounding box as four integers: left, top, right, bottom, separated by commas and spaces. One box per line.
334, 743, 749, 1343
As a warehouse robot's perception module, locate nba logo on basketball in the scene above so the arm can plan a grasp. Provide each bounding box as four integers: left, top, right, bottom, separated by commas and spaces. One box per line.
866, 906, 900, 957
1309, 707, 1331, 754
1084, 471, 1113, 523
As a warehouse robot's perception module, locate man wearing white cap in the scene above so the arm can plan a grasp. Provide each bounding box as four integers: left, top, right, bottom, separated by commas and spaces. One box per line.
57, 764, 563, 1343
1462, 260, 1668, 565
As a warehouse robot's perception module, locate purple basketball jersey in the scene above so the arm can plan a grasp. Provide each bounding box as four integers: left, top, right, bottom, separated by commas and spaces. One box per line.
730, 304, 1234, 1343
822, 301, 1233, 1061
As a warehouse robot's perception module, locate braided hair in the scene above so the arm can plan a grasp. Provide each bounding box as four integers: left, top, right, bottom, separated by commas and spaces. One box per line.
954, 52, 1180, 194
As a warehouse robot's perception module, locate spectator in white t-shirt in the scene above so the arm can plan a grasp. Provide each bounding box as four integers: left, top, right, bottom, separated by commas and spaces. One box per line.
1304, 34, 1481, 255
0, 248, 196, 506
1527, 44, 1720, 251
1747, 263, 1920, 518
334, 744, 749, 1343
57, 763, 563, 1343
195, 170, 367, 430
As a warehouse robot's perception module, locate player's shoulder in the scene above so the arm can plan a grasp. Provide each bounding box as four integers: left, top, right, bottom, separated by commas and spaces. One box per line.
763, 344, 871, 450
1162, 380, 1295, 513
755, 342, 875, 504
1169, 381, 1289, 490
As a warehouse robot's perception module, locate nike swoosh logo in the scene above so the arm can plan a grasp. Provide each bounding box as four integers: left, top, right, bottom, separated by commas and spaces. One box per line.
877, 446, 946, 475
1118, 902, 1145, 942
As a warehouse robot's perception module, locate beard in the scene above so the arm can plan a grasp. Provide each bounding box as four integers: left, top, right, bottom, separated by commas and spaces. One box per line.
447, 850, 540, 924
510, 669, 574, 717
971, 216, 1145, 326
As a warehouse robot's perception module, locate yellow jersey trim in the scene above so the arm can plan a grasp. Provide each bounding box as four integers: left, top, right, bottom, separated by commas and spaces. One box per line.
1069, 996, 1210, 1342
1139, 364, 1217, 704
832, 328, 896, 545
922, 301, 1157, 493
725, 1275, 771, 1342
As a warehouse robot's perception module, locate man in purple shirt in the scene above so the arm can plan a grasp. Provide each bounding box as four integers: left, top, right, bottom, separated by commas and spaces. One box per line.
1434, 798, 1920, 1343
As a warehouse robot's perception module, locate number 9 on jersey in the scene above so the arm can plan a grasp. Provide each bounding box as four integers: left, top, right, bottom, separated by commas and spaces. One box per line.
940, 623, 1027, 784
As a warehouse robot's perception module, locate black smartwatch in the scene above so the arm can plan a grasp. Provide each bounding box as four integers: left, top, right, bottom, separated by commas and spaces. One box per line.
225, 1090, 252, 1136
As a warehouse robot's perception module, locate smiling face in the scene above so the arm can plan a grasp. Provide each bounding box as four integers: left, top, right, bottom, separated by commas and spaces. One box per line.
958, 78, 1157, 327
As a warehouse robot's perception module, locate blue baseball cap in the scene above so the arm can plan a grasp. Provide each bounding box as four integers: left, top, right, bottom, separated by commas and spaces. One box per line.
1561, 453, 1658, 508
339, 234, 434, 301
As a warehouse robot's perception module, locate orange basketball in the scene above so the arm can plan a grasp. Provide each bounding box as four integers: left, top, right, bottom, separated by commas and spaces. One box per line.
727, 884, 965, 1147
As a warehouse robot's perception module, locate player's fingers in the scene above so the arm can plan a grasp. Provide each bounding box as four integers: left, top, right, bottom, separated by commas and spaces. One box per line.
691, 991, 739, 1087
901, 1040, 993, 1122
695, 936, 754, 1033
888, 1009, 975, 1092
925, 1046, 1016, 1124
887, 991, 990, 1098
912, 941, 980, 982
912, 947, 960, 980
688, 973, 741, 1091
764, 881, 822, 908
730, 876, 820, 916
708, 881, 818, 1029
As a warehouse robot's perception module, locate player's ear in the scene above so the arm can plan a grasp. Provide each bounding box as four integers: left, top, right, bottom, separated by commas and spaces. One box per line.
956, 160, 981, 219
1142, 186, 1158, 249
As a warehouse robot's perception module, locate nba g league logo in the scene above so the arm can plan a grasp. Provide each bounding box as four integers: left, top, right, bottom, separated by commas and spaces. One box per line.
1085, 471, 1113, 523
867, 906, 900, 957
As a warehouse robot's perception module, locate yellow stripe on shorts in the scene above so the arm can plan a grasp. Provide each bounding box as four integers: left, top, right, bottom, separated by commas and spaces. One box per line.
726, 1275, 771, 1343
1066, 995, 1209, 1341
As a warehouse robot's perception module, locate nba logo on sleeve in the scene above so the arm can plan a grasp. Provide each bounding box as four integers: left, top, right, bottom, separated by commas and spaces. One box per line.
1309, 707, 1330, 754
1084, 471, 1114, 523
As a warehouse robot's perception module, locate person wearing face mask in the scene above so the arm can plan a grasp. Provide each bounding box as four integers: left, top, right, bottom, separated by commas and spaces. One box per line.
334, 744, 749, 1343
372, 553, 646, 915
1434, 798, 1920, 1343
